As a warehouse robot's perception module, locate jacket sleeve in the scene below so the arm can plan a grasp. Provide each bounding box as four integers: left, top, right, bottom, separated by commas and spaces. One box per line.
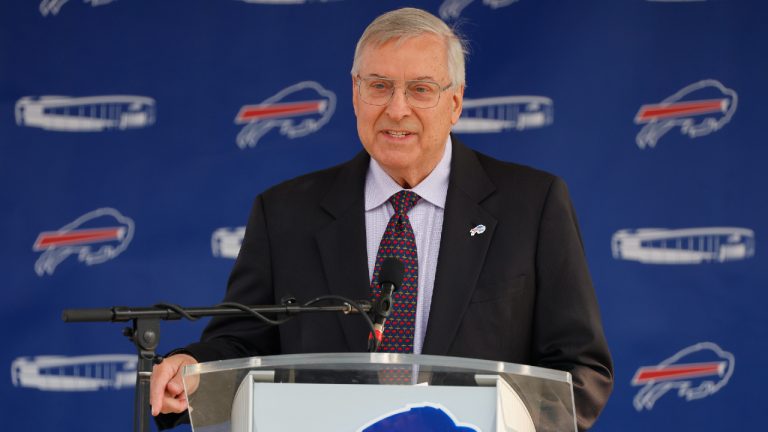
155, 195, 281, 430
532, 177, 614, 431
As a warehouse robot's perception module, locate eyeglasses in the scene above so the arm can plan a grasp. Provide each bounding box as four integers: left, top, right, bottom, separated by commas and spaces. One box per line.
356, 75, 453, 109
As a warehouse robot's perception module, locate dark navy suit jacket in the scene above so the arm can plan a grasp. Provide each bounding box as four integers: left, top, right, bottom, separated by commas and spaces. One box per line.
180, 137, 613, 430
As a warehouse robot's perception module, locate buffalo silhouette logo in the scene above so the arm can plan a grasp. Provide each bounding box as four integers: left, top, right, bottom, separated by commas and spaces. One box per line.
33, 208, 134, 276
235, 81, 336, 149
632, 342, 734, 411
439, 0, 518, 20
358, 404, 480, 432
635, 79, 737, 149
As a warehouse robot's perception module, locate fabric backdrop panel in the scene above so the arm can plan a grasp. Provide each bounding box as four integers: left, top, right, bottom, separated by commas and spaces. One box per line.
2, 0, 766, 430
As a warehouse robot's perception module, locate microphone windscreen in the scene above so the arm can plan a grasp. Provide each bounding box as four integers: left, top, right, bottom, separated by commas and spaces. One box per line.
379, 257, 405, 291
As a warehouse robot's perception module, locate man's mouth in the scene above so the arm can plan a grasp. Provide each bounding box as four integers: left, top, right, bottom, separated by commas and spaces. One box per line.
383, 130, 413, 139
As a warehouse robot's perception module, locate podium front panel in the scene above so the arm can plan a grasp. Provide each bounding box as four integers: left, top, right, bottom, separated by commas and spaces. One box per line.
182, 353, 576, 432
248, 383, 496, 431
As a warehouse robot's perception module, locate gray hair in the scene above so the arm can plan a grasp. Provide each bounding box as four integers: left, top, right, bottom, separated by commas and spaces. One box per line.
351, 7, 468, 88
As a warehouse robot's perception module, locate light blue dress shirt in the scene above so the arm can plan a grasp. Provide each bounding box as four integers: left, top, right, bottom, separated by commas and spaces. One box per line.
364, 137, 452, 354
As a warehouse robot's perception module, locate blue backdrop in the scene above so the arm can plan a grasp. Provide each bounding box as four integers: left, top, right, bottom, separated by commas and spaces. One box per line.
2, 0, 767, 430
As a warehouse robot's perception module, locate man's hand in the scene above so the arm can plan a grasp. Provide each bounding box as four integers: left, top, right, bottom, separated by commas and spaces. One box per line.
150, 353, 199, 416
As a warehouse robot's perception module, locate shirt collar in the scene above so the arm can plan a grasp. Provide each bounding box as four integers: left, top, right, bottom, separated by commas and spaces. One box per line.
365, 135, 452, 211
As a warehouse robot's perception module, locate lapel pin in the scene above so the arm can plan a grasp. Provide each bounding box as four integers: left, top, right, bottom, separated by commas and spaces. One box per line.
470, 224, 486, 237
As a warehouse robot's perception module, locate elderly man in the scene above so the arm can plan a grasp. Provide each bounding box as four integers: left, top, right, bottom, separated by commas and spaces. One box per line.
151, 7, 613, 430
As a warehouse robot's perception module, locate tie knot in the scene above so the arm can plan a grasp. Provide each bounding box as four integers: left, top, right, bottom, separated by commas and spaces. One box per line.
389, 190, 420, 215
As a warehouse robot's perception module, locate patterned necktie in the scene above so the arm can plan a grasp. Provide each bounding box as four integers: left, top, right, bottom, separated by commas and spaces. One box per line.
371, 190, 420, 353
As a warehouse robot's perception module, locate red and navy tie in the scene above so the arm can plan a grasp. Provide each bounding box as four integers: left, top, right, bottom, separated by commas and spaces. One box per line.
371, 190, 420, 353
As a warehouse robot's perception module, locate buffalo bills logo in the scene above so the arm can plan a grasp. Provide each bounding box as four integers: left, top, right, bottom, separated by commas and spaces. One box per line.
33, 207, 134, 276
235, 81, 336, 149
452, 95, 553, 133
634, 79, 737, 149
439, 0, 518, 20
358, 404, 480, 432
632, 342, 734, 411
39, 0, 117, 17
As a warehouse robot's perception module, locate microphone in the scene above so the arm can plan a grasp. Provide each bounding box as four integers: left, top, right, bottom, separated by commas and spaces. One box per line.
368, 257, 404, 352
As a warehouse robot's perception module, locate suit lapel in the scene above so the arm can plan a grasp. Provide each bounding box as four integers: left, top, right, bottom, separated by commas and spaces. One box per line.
315, 151, 372, 351
422, 138, 497, 355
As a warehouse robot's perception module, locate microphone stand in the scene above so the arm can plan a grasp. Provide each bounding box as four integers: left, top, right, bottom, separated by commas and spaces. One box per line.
62, 300, 372, 432
367, 285, 394, 353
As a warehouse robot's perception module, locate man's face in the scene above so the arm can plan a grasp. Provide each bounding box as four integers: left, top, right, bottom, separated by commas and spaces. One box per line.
352, 34, 464, 187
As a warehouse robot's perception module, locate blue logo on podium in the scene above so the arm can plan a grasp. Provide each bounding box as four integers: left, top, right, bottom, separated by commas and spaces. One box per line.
360, 404, 481, 432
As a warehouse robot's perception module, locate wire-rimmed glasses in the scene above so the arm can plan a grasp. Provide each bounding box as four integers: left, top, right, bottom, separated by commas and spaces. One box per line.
356, 75, 453, 109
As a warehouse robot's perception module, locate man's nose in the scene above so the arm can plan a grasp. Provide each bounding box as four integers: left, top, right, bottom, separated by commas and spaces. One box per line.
385, 88, 412, 120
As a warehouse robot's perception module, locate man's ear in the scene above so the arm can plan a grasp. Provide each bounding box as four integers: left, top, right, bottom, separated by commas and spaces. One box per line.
450, 84, 465, 125
351, 75, 359, 117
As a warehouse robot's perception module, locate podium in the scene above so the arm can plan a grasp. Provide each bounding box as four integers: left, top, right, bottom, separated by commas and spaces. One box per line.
182, 353, 576, 432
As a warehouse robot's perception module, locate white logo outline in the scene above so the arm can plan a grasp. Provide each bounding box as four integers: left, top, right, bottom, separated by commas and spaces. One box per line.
611, 227, 755, 265
15, 95, 156, 132
211, 226, 246, 259
634, 79, 737, 149
439, 0, 519, 20
632, 342, 734, 411
39, 0, 118, 17
235, 81, 336, 149
453, 95, 553, 133
33, 207, 135, 276
12, 354, 136, 391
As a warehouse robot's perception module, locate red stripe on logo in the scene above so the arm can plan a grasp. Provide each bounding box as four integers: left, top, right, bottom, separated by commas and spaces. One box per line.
632, 362, 724, 385
635, 99, 727, 123
34, 227, 123, 250
235, 100, 324, 123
